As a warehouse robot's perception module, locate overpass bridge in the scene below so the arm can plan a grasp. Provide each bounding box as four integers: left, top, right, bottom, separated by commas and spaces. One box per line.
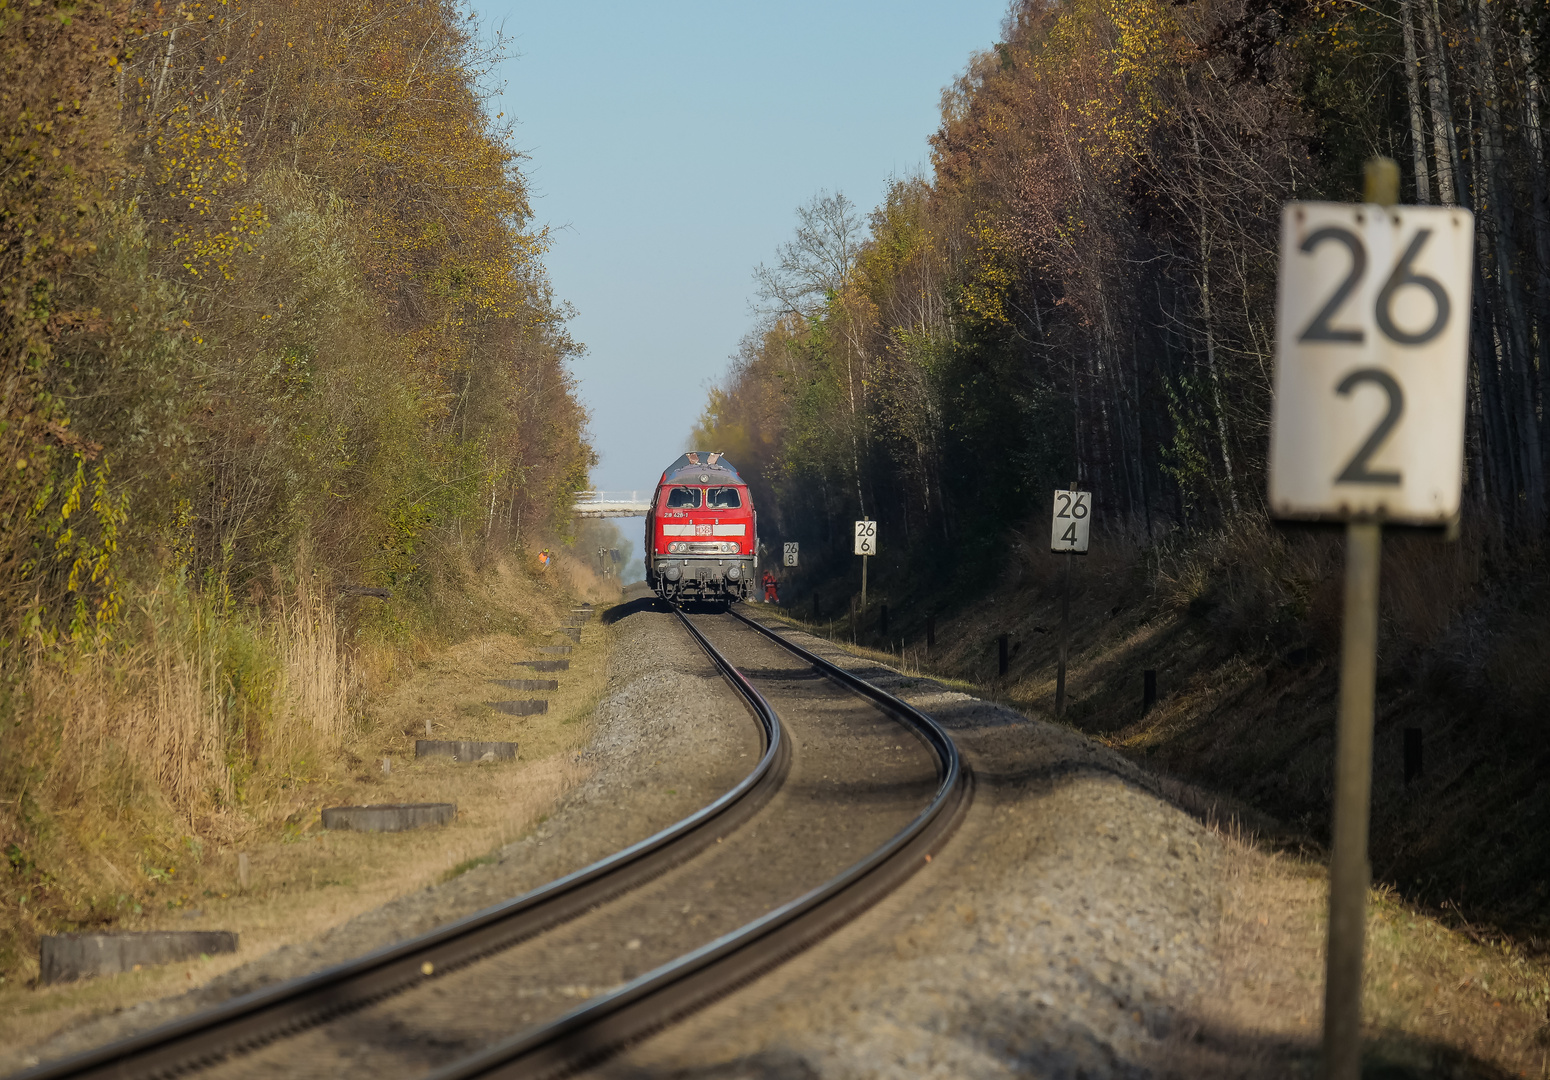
573, 491, 652, 518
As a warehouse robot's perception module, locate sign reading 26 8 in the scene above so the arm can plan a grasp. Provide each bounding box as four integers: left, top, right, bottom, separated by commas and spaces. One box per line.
1269, 202, 1475, 526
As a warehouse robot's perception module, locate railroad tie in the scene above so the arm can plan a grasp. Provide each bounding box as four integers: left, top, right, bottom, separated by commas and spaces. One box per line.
416, 739, 518, 763
491, 678, 559, 691
321, 803, 455, 832
491, 699, 548, 716
539, 645, 572, 655
40, 931, 240, 985
516, 659, 569, 672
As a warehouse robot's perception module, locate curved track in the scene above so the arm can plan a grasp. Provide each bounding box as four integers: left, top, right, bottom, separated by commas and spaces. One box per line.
15, 602, 969, 1080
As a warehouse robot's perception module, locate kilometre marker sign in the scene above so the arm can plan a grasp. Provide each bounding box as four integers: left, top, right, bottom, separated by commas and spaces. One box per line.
1050, 489, 1091, 553
1269, 202, 1474, 525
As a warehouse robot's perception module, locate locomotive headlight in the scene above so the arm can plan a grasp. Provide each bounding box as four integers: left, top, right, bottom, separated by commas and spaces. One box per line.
668, 542, 687, 554
722, 542, 739, 554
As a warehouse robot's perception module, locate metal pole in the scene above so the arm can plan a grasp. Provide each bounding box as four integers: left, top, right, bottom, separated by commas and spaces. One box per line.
1055, 554, 1070, 717
861, 553, 868, 619
1322, 156, 1398, 1080
1323, 521, 1382, 1080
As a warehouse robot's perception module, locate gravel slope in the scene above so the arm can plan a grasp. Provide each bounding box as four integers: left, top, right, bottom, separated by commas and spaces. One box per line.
591, 617, 1232, 1080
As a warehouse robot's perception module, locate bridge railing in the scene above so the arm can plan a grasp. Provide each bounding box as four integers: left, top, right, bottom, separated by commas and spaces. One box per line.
573, 491, 653, 517
574, 491, 651, 506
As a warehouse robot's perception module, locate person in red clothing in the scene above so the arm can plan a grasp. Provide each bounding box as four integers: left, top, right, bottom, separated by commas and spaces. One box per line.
762, 570, 779, 604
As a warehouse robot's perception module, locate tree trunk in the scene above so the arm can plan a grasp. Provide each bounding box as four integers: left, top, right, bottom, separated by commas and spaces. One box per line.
1399, 0, 1433, 203
1470, 0, 1543, 527
1421, 0, 1460, 205
1190, 115, 1238, 516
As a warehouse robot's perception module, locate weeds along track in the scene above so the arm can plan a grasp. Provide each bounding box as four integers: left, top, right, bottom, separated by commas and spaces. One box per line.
17, 602, 969, 1080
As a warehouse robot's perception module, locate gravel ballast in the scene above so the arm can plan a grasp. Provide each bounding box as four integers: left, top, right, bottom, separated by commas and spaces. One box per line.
591, 617, 1231, 1079
19, 600, 1246, 1078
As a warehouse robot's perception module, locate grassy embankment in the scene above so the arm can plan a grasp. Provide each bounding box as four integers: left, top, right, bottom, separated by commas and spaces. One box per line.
0, 548, 617, 1030
767, 518, 1550, 1074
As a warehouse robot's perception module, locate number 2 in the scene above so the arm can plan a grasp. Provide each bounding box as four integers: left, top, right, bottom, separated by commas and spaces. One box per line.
1334, 368, 1404, 486
1298, 227, 1366, 343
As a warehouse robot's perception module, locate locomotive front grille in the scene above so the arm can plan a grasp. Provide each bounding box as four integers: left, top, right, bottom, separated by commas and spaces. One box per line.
668, 541, 739, 554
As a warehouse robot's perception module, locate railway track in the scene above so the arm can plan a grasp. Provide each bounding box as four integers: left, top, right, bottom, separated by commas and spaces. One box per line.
17, 602, 969, 1080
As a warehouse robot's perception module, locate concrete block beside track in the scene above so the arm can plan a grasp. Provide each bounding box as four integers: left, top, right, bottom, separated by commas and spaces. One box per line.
491, 678, 559, 691
415, 739, 518, 762
538, 645, 572, 654
321, 803, 455, 832
516, 659, 569, 672
40, 931, 238, 984
491, 699, 548, 716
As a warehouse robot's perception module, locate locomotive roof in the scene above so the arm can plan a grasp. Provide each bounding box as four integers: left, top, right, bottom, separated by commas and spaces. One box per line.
661, 452, 744, 485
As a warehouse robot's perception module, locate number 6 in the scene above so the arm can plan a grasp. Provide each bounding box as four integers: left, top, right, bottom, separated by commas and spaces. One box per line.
1375, 229, 1449, 346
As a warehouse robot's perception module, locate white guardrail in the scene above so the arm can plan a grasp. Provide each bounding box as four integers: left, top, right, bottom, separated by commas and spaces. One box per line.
573, 491, 652, 517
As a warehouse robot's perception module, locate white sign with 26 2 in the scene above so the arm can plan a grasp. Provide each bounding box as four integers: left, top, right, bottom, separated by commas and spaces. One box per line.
1269, 202, 1474, 525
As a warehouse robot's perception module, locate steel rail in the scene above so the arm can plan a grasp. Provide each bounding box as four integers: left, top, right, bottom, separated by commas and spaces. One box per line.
419, 604, 972, 1080
13, 604, 789, 1080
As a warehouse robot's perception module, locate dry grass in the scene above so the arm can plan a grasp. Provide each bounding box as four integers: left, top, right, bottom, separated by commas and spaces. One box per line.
0, 560, 616, 1053
1177, 828, 1550, 1078
0, 540, 619, 987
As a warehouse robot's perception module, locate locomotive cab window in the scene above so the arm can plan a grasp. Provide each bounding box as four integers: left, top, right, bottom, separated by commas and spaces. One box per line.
665, 487, 702, 509
706, 487, 742, 509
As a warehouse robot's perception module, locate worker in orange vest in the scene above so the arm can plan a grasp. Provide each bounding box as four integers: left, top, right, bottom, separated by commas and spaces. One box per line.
762, 570, 779, 604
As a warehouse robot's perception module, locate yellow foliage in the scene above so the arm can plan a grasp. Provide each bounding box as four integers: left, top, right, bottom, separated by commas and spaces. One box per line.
958, 212, 1016, 327
151, 102, 268, 279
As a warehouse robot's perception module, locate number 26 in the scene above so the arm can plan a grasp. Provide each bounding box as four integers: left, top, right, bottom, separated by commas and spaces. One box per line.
1298, 226, 1450, 347
1055, 493, 1088, 519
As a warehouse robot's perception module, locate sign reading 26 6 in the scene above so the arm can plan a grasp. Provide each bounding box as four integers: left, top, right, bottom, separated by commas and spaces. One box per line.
1269, 202, 1474, 526
853, 519, 877, 556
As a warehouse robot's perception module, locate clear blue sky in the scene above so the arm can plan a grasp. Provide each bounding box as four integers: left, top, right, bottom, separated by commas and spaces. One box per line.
477, 1, 1012, 492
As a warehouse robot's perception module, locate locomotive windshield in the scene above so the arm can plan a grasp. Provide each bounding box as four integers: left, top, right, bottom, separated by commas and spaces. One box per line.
665, 486, 702, 509
706, 487, 742, 509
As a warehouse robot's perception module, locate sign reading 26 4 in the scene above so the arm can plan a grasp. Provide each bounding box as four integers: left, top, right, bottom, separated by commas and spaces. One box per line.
1269, 202, 1475, 526
1050, 490, 1091, 554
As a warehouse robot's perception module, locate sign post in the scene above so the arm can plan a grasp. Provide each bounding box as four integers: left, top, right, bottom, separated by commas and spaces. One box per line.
783, 542, 799, 568
854, 519, 877, 618
1269, 158, 1472, 1080
1050, 484, 1091, 718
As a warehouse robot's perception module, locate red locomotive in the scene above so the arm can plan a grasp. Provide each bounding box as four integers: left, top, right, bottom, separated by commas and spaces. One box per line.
646, 451, 757, 603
